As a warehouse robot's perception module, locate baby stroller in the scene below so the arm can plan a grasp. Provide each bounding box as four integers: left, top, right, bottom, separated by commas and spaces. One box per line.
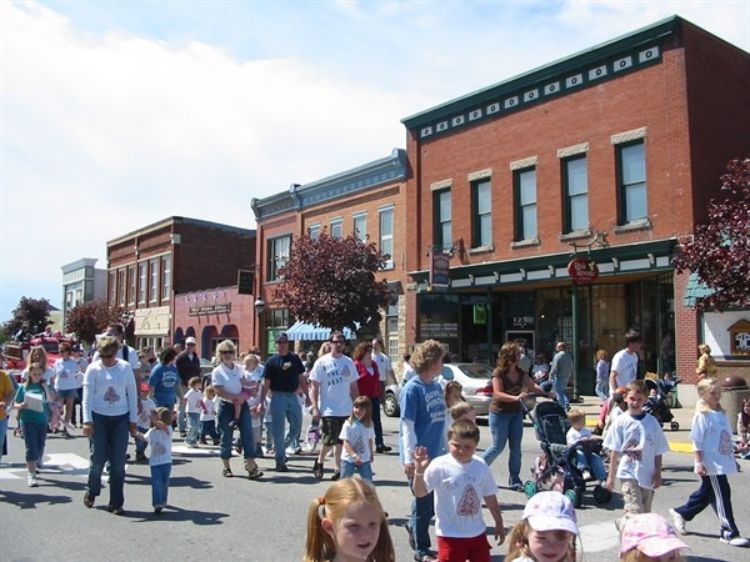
644, 378, 680, 431
522, 398, 611, 508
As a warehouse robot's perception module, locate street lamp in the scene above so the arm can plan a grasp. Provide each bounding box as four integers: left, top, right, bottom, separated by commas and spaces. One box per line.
254, 298, 265, 317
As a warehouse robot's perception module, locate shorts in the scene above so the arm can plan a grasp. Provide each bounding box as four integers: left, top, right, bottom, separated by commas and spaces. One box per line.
621, 479, 654, 516
437, 533, 491, 562
321, 416, 348, 447
56, 388, 79, 399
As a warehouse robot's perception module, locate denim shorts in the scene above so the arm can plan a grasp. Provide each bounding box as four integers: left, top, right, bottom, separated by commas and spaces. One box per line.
56, 388, 79, 399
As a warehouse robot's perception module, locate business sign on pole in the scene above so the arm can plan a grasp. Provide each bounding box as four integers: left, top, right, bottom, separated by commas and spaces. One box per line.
430, 250, 451, 290
567, 257, 599, 283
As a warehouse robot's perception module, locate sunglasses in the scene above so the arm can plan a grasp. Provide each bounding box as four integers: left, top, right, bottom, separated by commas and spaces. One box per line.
220, 350, 235, 355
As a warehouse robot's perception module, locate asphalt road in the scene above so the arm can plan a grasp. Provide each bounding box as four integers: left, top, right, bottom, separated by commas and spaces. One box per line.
1, 411, 748, 562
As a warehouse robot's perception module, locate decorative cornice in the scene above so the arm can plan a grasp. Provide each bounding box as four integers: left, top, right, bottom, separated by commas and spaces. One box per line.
402, 17, 682, 140
253, 148, 408, 221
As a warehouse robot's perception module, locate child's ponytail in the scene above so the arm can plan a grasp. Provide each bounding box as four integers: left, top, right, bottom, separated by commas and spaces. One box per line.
304, 496, 333, 562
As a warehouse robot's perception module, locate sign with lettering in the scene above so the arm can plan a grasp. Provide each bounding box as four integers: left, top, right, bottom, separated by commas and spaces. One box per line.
430, 250, 451, 290
189, 303, 231, 316
728, 319, 750, 356
567, 257, 599, 283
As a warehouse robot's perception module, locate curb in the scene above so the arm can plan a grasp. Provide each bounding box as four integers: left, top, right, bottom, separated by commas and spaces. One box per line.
584, 417, 693, 454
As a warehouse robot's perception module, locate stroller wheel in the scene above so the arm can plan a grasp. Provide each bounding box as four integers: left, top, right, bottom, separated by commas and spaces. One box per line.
524, 481, 538, 498
593, 484, 612, 504
564, 488, 578, 508
671, 421, 680, 431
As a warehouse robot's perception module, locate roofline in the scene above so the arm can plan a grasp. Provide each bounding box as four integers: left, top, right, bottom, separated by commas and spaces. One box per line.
107, 217, 254, 247
402, 15, 683, 129
61, 257, 99, 273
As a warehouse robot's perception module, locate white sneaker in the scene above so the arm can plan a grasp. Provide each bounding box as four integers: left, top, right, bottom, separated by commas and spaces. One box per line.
669, 509, 687, 535
720, 536, 750, 547
27, 473, 38, 487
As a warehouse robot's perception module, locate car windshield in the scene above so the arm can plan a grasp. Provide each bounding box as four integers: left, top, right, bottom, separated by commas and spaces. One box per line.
457, 363, 493, 379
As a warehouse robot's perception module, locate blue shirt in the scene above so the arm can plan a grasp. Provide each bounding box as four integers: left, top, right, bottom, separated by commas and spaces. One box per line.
399, 376, 447, 462
149, 363, 179, 406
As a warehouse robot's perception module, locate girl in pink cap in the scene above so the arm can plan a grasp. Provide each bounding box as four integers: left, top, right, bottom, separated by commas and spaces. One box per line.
506, 491, 579, 562
620, 513, 689, 561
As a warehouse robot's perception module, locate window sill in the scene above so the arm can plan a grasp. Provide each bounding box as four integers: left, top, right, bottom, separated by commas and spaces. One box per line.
559, 229, 592, 242
510, 237, 541, 249
468, 244, 494, 255
613, 218, 652, 234
264, 280, 283, 286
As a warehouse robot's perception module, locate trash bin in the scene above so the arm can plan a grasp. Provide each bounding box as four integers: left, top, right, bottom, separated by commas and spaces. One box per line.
719, 376, 750, 434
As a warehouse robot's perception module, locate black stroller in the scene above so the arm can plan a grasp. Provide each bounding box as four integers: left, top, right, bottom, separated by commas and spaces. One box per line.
522, 398, 611, 508
644, 377, 680, 431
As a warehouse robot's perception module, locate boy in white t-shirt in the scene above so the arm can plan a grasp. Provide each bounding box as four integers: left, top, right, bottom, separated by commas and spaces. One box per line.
566, 409, 606, 483
183, 377, 203, 448
199, 386, 219, 445
136, 407, 173, 514
135, 383, 156, 462
609, 330, 642, 394
604, 380, 669, 530
413, 419, 505, 562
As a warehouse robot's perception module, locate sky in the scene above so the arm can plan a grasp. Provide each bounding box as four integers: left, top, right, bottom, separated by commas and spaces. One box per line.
2, 0, 749, 323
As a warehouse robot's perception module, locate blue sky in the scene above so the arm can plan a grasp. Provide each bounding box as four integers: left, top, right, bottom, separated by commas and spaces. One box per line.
2, 0, 749, 324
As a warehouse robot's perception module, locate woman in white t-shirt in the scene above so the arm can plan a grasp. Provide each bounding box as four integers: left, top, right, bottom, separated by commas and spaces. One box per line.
210, 340, 263, 480
53, 341, 83, 436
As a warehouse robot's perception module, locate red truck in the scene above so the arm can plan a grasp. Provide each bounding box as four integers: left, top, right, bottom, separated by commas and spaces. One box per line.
3, 335, 77, 383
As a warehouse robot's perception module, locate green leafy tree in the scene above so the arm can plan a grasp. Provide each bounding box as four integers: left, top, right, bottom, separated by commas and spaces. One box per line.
3, 297, 52, 337
65, 300, 123, 344
276, 232, 392, 333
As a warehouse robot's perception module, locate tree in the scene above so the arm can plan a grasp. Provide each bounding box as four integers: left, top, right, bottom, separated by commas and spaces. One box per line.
3, 297, 52, 337
276, 232, 393, 333
66, 300, 124, 344
673, 158, 750, 311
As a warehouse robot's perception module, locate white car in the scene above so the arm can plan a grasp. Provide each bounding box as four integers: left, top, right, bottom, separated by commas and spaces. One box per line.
382, 362, 495, 417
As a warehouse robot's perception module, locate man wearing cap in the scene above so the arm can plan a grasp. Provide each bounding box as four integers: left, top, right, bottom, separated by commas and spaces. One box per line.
549, 341, 573, 411
176, 337, 201, 437
259, 332, 305, 472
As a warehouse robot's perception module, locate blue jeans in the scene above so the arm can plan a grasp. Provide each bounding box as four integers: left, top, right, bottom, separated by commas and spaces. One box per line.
186, 412, 200, 445
370, 396, 384, 447
21, 421, 47, 462
177, 383, 187, 433
88, 412, 130, 508
217, 400, 254, 460
341, 460, 373, 481
482, 410, 523, 486
553, 377, 570, 411
135, 425, 149, 456
595, 379, 609, 401
574, 449, 607, 480
0, 417, 8, 460
410, 482, 435, 555
270, 391, 302, 463
150, 462, 171, 507
200, 419, 219, 441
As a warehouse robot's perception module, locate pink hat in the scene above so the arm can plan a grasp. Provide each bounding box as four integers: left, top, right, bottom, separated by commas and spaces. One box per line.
620, 513, 689, 558
522, 491, 579, 536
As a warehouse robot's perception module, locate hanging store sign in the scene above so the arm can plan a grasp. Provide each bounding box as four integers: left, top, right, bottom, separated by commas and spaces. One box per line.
567, 257, 599, 283
189, 303, 231, 316
430, 250, 451, 290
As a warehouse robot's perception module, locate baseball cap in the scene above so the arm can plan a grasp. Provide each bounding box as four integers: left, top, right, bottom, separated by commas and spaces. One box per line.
620, 513, 689, 558
275, 333, 289, 343
185, 336, 196, 345
522, 491, 579, 536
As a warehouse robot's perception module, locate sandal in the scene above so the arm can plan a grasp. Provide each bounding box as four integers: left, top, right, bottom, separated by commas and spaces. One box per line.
83, 492, 95, 508
222, 467, 234, 478
247, 466, 264, 480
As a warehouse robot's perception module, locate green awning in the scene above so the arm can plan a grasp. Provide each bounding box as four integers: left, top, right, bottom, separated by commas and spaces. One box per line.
683, 272, 715, 307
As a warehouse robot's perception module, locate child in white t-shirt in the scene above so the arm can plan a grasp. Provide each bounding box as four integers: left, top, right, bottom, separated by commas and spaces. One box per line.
135, 383, 156, 462
670, 378, 749, 547
136, 407, 173, 514
183, 377, 203, 447
566, 409, 606, 483
199, 386, 219, 445
414, 419, 505, 561
339, 396, 376, 481
604, 380, 669, 530
243, 354, 264, 455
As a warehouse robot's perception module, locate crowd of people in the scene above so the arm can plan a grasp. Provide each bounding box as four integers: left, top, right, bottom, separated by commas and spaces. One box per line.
1, 324, 750, 561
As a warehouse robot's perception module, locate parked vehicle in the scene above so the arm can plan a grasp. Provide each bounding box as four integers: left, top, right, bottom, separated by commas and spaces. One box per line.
3, 335, 75, 384
200, 357, 217, 389
382, 362, 495, 418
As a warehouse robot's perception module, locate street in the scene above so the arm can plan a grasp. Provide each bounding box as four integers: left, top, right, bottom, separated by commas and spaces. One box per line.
1, 408, 747, 562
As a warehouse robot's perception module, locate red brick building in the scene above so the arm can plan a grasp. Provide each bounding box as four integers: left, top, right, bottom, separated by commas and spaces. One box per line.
401, 16, 749, 390
106, 217, 255, 353
252, 150, 409, 358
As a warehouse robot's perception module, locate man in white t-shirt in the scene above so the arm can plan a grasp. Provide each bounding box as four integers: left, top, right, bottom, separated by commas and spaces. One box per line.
372, 337, 394, 385
609, 330, 642, 395
310, 331, 359, 481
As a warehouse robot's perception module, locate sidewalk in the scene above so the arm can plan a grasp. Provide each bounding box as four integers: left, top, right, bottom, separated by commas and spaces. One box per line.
577, 393, 694, 454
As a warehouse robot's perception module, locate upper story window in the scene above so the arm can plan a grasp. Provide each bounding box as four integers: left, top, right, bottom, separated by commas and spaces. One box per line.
379, 207, 394, 269
353, 213, 367, 240
308, 224, 321, 240
109, 271, 116, 305
563, 155, 589, 232
434, 189, 452, 251
161, 255, 171, 301
149, 258, 159, 303
127, 265, 136, 306
330, 218, 343, 239
617, 140, 647, 224
471, 179, 492, 248
118, 269, 126, 306
514, 167, 537, 241
138, 261, 147, 304
267, 235, 291, 282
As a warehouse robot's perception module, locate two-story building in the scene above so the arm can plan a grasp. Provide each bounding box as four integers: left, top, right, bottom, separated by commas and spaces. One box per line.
252, 149, 409, 359
401, 16, 749, 390
106, 217, 255, 353
61, 258, 106, 325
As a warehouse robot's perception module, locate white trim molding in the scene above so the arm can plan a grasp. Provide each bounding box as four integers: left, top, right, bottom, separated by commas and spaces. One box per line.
610, 126, 647, 145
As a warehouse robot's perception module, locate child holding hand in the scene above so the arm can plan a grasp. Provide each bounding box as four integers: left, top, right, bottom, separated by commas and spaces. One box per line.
135, 382, 156, 462
339, 396, 375, 481
413, 419, 505, 562
136, 406, 173, 514
199, 385, 219, 445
